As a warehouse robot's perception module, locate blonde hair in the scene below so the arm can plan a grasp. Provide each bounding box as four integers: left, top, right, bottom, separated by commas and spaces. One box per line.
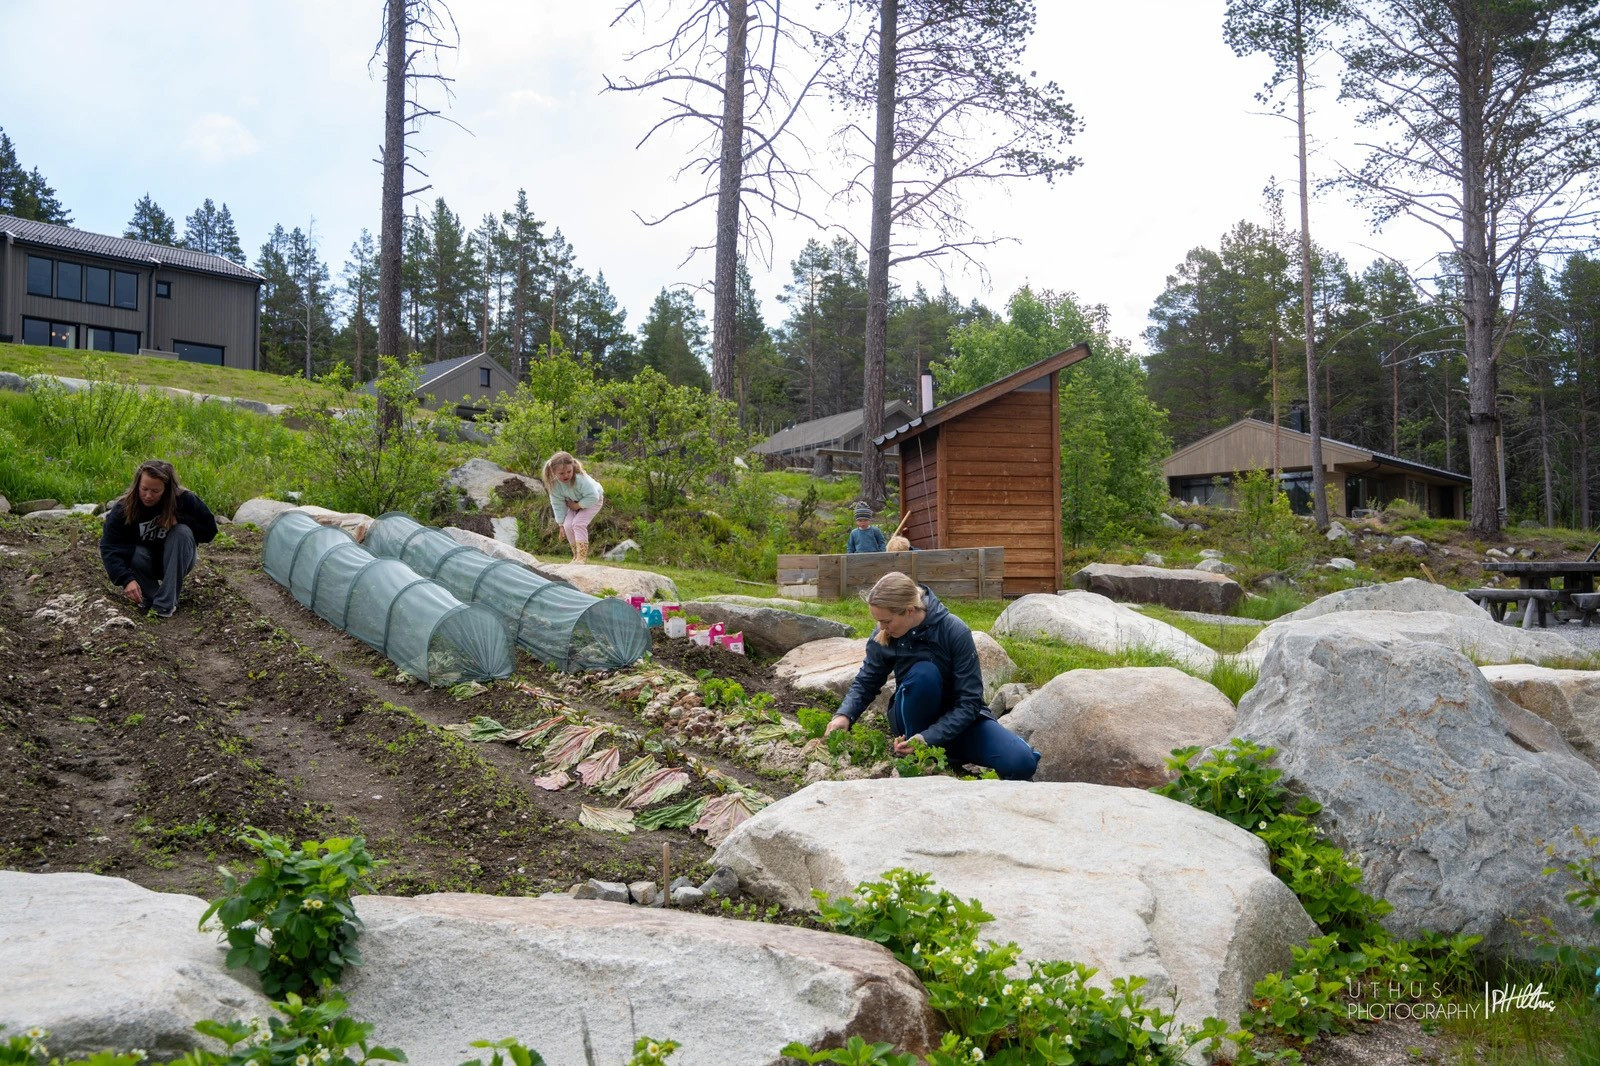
864, 572, 925, 645
885, 535, 911, 552
541, 451, 588, 490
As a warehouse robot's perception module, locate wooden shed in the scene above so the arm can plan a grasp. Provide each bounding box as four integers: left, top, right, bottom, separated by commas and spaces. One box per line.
873, 344, 1090, 597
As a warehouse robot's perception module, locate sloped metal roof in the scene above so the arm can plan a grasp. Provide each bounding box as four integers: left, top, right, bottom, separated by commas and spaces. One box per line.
0, 214, 264, 283
757, 401, 916, 454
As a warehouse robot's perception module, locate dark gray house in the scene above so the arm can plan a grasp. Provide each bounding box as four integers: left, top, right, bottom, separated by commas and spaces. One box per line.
0, 215, 263, 368
363, 352, 520, 415
755, 401, 916, 471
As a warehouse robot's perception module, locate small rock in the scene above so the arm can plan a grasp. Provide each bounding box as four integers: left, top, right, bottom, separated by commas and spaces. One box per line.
1140, 552, 1165, 567
669, 875, 696, 892
1393, 535, 1429, 555
671, 886, 706, 906
628, 880, 658, 906
1200, 549, 1225, 560
569, 882, 598, 900
990, 682, 1034, 714
1326, 558, 1356, 571
699, 866, 739, 899
587, 880, 630, 904
1185, 523, 1204, 532
1194, 558, 1236, 574
1159, 513, 1182, 530
1325, 521, 1352, 542
603, 539, 642, 561
1485, 547, 1508, 559
1517, 548, 1535, 560
21, 509, 75, 520
0, 495, 9, 515
14, 498, 60, 515
69, 503, 98, 515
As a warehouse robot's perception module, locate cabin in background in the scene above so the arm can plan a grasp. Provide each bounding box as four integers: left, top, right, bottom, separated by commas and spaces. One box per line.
874, 344, 1090, 597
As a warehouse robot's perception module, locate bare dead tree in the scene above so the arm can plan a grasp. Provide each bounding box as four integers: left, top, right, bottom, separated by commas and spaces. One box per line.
829, 0, 1082, 505
608, 0, 839, 401
372, 0, 465, 368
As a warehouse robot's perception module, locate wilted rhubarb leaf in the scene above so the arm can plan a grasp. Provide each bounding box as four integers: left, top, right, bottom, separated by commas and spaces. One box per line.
690, 793, 766, 846
635, 795, 708, 831
598, 755, 660, 795
745, 723, 794, 745
532, 769, 571, 791
579, 805, 636, 834
575, 746, 621, 787
544, 725, 609, 771
504, 716, 569, 748
623, 768, 691, 809
444, 715, 508, 741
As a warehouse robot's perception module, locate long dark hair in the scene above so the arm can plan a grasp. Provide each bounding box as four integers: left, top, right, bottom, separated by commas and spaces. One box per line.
119, 459, 181, 530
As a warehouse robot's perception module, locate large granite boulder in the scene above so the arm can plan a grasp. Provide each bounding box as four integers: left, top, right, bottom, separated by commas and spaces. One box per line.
993, 592, 1218, 671
1243, 609, 1579, 667
714, 779, 1316, 1036
1227, 631, 1600, 953
1003, 667, 1235, 786
442, 525, 547, 570
542, 561, 678, 601
1480, 664, 1600, 766
447, 458, 544, 509
704, 594, 818, 611
1070, 563, 1244, 614
0, 873, 271, 1059
347, 895, 939, 1065
683, 601, 854, 657
1276, 578, 1483, 623
231, 497, 298, 529
970, 631, 1018, 702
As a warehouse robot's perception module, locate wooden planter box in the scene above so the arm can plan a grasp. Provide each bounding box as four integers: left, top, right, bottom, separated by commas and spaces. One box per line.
776, 547, 1006, 601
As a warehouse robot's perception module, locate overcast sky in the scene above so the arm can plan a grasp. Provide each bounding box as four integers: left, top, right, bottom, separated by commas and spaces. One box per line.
1, 0, 1444, 355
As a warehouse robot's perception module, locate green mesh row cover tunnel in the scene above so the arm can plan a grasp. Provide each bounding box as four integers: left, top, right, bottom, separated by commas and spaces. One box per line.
261, 510, 514, 686
364, 512, 650, 672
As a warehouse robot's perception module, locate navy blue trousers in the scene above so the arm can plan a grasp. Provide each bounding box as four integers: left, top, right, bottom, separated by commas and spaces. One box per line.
889, 661, 1040, 781
129, 522, 197, 614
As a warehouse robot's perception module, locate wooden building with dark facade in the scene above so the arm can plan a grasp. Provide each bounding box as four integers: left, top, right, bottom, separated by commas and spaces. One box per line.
874, 344, 1090, 597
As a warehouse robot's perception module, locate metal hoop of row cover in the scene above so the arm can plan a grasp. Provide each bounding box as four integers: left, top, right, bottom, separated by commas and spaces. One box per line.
365, 513, 649, 672
262, 510, 514, 686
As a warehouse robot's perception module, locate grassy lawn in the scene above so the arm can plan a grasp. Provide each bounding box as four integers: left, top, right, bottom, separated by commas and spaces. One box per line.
0, 342, 335, 406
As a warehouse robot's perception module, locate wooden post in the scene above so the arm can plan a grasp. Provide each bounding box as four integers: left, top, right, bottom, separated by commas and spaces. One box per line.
661, 842, 671, 907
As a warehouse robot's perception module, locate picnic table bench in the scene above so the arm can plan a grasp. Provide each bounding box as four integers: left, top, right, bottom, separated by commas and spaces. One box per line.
1465, 587, 1565, 626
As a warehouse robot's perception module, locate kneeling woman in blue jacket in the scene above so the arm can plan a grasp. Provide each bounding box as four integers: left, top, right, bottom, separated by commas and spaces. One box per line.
825, 572, 1040, 780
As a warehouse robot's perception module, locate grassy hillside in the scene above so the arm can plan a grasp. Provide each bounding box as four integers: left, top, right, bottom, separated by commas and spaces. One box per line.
0, 342, 329, 405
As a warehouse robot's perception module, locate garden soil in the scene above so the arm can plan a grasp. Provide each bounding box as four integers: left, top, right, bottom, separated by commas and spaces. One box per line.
0, 518, 804, 900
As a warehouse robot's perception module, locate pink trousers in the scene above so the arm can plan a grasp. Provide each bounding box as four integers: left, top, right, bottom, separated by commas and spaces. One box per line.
560, 501, 602, 545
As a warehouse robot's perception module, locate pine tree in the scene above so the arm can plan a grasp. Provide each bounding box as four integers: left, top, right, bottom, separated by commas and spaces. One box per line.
637, 289, 711, 389
255, 226, 300, 375
287, 225, 334, 379
182, 199, 246, 264
339, 229, 380, 381
124, 194, 178, 244
0, 127, 70, 223
499, 190, 548, 379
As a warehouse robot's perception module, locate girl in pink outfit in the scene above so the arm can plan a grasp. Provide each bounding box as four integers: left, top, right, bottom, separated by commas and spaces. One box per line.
542, 451, 604, 563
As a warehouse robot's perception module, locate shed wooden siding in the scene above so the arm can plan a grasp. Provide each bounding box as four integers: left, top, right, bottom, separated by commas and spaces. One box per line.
898, 428, 941, 548
421, 357, 517, 410
940, 379, 1059, 596
1164, 419, 1370, 476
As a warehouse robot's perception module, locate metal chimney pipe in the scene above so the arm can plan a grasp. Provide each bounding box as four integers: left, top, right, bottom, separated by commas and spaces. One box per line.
920, 373, 934, 413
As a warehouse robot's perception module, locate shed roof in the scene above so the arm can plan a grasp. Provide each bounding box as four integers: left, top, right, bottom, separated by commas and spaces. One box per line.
358, 352, 513, 397
872, 343, 1092, 448
1163, 418, 1469, 484
756, 401, 916, 454
1, 214, 264, 284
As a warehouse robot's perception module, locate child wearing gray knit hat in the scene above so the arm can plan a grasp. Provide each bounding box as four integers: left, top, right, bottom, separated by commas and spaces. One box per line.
847, 502, 887, 554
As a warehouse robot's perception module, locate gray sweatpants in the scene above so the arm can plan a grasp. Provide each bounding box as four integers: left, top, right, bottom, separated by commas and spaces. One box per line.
130, 523, 197, 613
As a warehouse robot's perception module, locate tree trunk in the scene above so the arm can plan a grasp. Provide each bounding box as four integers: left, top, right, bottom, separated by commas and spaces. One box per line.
1539, 373, 1554, 527
354, 283, 365, 382
860, 0, 897, 508
1296, 36, 1328, 529
1456, 9, 1501, 536
378, 0, 406, 364
711, 0, 748, 403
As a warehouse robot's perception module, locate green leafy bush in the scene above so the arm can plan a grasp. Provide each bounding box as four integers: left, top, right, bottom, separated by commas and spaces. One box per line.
826, 724, 887, 766
199, 830, 380, 997
595, 368, 756, 513
289, 357, 454, 519
490, 341, 601, 474
796, 707, 834, 740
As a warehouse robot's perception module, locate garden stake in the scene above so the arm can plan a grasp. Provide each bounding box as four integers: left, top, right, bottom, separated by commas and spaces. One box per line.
662, 842, 671, 907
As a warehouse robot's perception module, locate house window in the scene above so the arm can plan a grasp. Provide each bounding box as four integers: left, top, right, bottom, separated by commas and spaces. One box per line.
1407, 479, 1428, 509
86, 327, 140, 354
55, 261, 82, 301
156, 280, 171, 298
22, 316, 75, 348
479, 367, 491, 387
85, 266, 111, 305
1174, 475, 1230, 507
113, 271, 139, 310
174, 340, 224, 365
26, 255, 52, 296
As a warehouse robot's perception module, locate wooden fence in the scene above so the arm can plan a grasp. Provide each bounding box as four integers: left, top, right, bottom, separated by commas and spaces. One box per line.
776, 547, 1006, 601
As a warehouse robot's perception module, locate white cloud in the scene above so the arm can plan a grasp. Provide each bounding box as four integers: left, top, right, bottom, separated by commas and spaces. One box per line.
181, 114, 261, 164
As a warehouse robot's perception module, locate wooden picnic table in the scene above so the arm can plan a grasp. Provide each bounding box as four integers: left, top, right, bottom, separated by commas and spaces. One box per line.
1477, 560, 1600, 627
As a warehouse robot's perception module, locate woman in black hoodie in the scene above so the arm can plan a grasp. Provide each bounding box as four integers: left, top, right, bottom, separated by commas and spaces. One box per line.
826, 572, 1040, 780
99, 459, 217, 619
